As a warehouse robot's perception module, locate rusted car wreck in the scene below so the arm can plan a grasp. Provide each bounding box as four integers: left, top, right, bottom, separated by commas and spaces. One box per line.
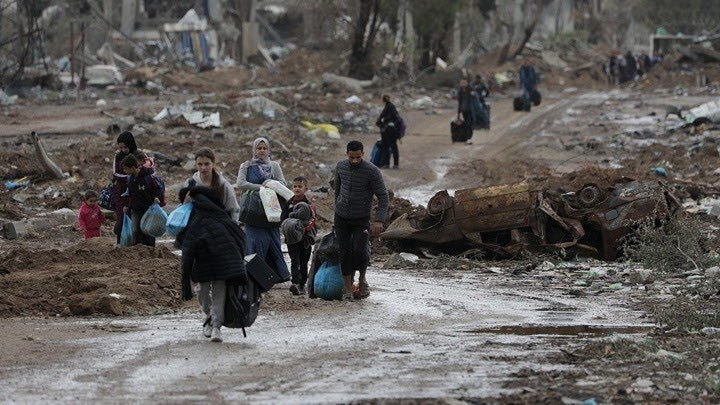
381, 179, 682, 260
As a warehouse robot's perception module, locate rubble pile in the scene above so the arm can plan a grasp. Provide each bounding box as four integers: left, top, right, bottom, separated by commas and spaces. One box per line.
0, 238, 182, 317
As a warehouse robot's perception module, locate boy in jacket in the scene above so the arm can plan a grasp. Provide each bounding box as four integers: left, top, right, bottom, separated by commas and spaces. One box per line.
77, 190, 104, 239
281, 176, 316, 295
121, 154, 164, 247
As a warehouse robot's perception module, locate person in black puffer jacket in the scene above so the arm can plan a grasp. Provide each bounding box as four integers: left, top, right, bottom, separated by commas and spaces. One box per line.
181, 186, 247, 343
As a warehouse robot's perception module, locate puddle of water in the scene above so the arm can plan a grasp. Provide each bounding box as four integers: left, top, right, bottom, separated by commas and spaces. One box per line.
464, 324, 653, 337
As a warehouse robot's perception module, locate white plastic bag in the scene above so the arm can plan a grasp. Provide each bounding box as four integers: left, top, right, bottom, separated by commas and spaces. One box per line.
259, 186, 282, 222
263, 179, 294, 200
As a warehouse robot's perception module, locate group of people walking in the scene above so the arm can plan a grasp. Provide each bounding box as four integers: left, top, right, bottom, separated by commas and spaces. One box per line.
92, 131, 388, 342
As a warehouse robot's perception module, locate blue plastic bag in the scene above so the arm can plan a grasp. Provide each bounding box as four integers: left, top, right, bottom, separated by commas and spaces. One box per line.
166, 202, 193, 236
119, 213, 134, 247
313, 260, 344, 301
140, 202, 168, 238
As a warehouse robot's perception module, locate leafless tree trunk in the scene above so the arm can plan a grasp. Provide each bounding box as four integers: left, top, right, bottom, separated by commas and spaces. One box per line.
510, 0, 543, 60
348, 0, 381, 79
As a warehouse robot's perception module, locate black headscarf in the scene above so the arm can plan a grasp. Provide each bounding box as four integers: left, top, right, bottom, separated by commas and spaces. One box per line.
116, 131, 138, 160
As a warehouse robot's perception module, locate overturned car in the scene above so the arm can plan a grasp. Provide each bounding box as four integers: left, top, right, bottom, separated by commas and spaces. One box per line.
381, 179, 682, 260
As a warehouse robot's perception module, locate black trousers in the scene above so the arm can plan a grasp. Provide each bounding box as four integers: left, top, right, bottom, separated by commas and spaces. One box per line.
461, 110, 474, 140
334, 215, 369, 277
288, 242, 311, 286
380, 130, 399, 167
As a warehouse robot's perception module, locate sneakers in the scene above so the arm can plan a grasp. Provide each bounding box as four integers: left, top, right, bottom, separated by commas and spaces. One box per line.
342, 290, 355, 302
210, 327, 222, 342
465, 140, 473, 145
202, 318, 212, 338
289, 284, 300, 296
358, 281, 370, 298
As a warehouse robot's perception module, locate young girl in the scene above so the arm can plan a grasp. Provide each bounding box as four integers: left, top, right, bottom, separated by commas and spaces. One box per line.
184, 147, 239, 222
77, 190, 104, 239
180, 186, 247, 343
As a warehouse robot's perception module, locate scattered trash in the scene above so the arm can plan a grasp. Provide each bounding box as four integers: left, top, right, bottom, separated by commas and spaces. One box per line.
5, 177, 30, 190
651, 167, 667, 177
153, 104, 221, 129
237, 96, 288, 116
95, 99, 107, 107
684, 97, 720, 124
301, 121, 340, 139
321, 73, 377, 92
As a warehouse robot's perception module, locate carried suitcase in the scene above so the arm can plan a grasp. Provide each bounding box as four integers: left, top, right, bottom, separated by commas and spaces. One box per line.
530, 89, 541, 106
369, 139, 387, 167
513, 96, 530, 112
245, 253, 281, 292
451, 119, 469, 142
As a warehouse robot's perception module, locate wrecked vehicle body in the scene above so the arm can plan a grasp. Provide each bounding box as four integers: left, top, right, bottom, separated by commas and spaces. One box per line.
381, 179, 682, 260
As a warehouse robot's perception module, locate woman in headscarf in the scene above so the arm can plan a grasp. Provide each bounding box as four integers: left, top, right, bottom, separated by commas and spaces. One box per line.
237, 137, 290, 282
111, 131, 158, 244
111, 131, 137, 243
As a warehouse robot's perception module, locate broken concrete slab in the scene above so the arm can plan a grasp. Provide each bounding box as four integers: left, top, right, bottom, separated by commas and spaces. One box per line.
321, 73, 377, 93
409, 96, 434, 110
237, 96, 288, 115
3, 221, 27, 240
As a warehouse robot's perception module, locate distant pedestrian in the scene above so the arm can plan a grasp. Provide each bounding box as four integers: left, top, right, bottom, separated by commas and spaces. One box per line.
180, 186, 247, 343
625, 51, 638, 81
111, 131, 137, 244
457, 79, 474, 144
519, 59, 538, 112
376, 94, 401, 169
333, 140, 389, 301
472, 74, 490, 98
236, 137, 291, 282
77, 190, 104, 239
281, 176, 317, 296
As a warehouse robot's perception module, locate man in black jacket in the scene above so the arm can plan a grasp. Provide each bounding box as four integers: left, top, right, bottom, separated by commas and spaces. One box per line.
181, 186, 247, 342
334, 140, 389, 301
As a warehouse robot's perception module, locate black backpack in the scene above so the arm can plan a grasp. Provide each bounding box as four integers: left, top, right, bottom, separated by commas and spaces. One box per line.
223, 278, 261, 337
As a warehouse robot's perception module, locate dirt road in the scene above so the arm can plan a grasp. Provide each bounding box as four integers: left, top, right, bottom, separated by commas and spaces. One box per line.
0, 265, 649, 402
0, 91, 657, 402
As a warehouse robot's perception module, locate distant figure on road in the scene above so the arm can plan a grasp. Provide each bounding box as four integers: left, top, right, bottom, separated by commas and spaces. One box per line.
519, 59, 538, 112
333, 140, 389, 301
376, 94, 401, 169
457, 79, 474, 144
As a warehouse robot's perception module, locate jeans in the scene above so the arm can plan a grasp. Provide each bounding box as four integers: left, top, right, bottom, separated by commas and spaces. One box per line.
380, 130, 399, 167
196, 281, 226, 328
334, 215, 370, 277
522, 86, 532, 111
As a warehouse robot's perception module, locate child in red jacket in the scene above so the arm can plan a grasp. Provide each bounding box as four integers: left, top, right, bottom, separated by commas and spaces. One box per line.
78, 190, 105, 239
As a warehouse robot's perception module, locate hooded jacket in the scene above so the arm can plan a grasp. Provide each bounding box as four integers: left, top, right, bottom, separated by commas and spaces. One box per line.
78, 202, 103, 232
185, 171, 240, 222
181, 190, 247, 299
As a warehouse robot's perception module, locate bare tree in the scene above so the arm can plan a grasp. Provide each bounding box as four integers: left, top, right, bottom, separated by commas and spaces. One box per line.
347, 0, 382, 79
496, 0, 543, 65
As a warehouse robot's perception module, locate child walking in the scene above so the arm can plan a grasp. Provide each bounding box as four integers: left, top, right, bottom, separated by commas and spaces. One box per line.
121, 154, 164, 247
281, 176, 317, 295
77, 190, 104, 239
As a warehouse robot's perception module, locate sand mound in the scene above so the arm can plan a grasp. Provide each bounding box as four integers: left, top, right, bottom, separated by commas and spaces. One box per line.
0, 237, 183, 317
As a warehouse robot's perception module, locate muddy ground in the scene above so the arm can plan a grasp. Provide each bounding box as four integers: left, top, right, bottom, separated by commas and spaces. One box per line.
2, 50, 720, 402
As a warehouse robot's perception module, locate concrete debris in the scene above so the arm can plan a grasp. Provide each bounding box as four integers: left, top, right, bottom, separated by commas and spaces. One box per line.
237, 96, 288, 115
684, 97, 720, 124
2, 221, 27, 240
0, 89, 18, 105
321, 73, 377, 92
85, 65, 124, 86
409, 96, 434, 110
345, 95, 362, 104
